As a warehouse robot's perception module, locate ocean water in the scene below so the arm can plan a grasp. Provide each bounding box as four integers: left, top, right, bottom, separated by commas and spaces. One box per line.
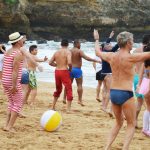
5, 41, 141, 88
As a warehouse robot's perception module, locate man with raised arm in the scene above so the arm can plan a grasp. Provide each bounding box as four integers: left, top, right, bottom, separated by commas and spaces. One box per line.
94, 29, 150, 150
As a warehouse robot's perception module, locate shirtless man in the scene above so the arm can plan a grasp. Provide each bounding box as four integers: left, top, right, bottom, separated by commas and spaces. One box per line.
27, 45, 47, 105
133, 34, 150, 128
63, 40, 99, 106
49, 39, 73, 112
94, 29, 150, 150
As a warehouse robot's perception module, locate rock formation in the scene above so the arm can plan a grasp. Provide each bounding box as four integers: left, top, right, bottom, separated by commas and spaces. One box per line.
0, 0, 150, 42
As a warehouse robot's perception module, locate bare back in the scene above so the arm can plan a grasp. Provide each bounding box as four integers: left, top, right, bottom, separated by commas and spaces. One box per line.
108, 51, 135, 91
54, 49, 70, 70
71, 48, 82, 68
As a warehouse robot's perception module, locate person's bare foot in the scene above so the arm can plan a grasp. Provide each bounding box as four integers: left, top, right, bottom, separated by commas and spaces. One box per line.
18, 113, 26, 118
78, 101, 85, 106
3, 127, 16, 133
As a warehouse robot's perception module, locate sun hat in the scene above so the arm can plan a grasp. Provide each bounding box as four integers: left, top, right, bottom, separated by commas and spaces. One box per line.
8, 32, 24, 44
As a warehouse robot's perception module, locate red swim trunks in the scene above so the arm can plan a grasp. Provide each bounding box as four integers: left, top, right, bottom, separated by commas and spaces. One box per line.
53, 70, 73, 101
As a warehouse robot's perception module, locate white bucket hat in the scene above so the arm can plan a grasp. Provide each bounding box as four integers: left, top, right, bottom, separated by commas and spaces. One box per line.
8, 32, 24, 44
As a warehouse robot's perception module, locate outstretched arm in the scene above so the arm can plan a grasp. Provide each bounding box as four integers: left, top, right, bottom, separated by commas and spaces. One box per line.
20, 48, 38, 66
35, 56, 48, 62
129, 52, 150, 63
80, 50, 99, 62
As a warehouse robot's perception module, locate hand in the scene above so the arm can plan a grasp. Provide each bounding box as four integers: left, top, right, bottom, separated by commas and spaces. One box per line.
10, 86, 18, 94
93, 29, 99, 40
44, 56, 48, 62
37, 65, 43, 72
109, 31, 114, 38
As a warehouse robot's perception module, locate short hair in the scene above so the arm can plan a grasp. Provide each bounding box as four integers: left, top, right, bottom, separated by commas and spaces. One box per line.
0, 45, 6, 54
73, 40, 80, 47
143, 43, 150, 67
29, 45, 37, 53
117, 31, 133, 48
61, 39, 68, 47
142, 34, 150, 45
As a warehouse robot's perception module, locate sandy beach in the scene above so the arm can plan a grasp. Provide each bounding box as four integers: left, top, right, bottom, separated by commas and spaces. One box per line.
0, 82, 149, 150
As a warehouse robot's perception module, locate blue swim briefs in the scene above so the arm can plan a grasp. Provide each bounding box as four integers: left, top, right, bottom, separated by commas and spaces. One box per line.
20, 69, 29, 84
70, 67, 82, 79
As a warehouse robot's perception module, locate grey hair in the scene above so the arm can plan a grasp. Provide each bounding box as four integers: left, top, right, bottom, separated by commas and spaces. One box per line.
117, 31, 133, 48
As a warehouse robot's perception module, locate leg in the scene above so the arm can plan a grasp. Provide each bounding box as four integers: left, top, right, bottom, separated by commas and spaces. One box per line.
96, 80, 102, 102
142, 93, 150, 136
4, 110, 11, 129
105, 104, 123, 150
5, 111, 18, 132
63, 78, 73, 104
102, 75, 111, 115
29, 87, 37, 105
75, 77, 84, 106
135, 97, 143, 128
63, 87, 67, 104
122, 97, 136, 150
22, 84, 30, 104
62, 71, 73, 112
5, 84, 23, 131
52, 71, 63, 110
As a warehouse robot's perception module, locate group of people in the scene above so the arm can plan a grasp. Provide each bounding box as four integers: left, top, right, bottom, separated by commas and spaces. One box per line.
0, 30, 150, 150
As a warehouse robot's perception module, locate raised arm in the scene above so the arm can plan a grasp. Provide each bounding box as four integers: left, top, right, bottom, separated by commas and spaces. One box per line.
0, 45, 6, 54
106, 31, 115, 43
93, 29, 113, 62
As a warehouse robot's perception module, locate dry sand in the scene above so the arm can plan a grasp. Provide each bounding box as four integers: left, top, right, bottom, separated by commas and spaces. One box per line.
0, 82, 149, 150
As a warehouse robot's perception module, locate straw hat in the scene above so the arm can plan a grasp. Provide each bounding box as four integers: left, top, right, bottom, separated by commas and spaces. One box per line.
8, 32, 24, 44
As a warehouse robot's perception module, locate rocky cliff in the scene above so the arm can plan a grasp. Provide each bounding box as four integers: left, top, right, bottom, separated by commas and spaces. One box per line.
0, 0, 150, 42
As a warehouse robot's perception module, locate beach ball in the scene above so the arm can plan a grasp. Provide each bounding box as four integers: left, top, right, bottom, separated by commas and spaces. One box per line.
40, 110, 62, 132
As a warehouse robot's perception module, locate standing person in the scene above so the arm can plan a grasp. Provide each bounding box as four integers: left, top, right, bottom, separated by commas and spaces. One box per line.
27, 45, 47, 106
93, 56, 105, 102
133, 34, 150, 128
49, 39, 73, 112
2, 32, 25, 132
138, 43, 150, 137
63, 40, 99, 106
94, 29, 150, 150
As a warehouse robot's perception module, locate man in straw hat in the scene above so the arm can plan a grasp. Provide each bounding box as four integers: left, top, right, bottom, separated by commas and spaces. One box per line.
2, 32, 26, 132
